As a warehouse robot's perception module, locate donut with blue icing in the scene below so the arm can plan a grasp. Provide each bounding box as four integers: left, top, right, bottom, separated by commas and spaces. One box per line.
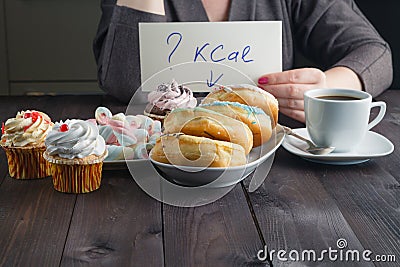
199, 101, 272, 146
201, 84, 279, 128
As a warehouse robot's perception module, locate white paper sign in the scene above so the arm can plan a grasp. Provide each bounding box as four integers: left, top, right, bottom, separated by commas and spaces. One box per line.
139, 21, 282, 91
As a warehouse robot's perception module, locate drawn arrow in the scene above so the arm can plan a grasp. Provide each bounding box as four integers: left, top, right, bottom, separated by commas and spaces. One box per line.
206, 70, 224, 87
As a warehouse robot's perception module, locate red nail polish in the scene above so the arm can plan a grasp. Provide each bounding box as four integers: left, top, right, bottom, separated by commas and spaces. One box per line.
258, 77, 269, 85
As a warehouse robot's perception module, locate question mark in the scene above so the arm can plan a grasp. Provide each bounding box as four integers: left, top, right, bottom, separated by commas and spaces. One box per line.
167, 32, 183, 64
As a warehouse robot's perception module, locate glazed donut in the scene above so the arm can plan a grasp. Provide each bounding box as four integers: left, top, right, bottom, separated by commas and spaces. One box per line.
163, 107, 253, 154
150, 133, 246, 167
199, 101, 272, 147
201, 84, 279, 127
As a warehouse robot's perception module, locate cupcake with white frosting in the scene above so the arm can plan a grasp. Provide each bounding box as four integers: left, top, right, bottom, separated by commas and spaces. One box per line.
43, 119, 107, 193
1, 110, 53, 179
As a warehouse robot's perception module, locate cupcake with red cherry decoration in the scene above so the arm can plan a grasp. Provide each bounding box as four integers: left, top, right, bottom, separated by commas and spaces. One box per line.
1, 110, 53, 179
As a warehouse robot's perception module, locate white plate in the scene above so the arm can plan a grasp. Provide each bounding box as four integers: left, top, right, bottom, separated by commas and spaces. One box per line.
149, 125, 285, 187
282, 128, 394, 165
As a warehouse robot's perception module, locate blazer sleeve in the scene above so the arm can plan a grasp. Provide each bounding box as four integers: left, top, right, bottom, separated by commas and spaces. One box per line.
291, 0, 393, 97
93, 1, 166, 102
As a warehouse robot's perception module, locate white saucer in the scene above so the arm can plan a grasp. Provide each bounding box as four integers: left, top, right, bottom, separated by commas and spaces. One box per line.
282, 128, 394, 165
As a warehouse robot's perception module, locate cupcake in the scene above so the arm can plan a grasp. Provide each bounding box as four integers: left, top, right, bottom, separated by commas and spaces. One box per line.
43, 119, 107, 193
94, 106, 161, 160
1, 110, 53, 179
144, 79, 197, 122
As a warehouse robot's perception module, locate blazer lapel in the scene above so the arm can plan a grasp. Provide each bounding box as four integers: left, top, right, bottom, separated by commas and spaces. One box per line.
229, 0, 257, 21
167, 0, 209, 22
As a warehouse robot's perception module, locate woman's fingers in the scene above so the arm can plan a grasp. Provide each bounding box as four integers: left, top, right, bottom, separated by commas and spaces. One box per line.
276, 97, 304, 110
258, 68, 326, 85
260, 83, 308, 99
257, 68, 328, 123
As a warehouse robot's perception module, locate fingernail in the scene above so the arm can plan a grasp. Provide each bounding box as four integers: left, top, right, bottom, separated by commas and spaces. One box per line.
258, 77, 269, 85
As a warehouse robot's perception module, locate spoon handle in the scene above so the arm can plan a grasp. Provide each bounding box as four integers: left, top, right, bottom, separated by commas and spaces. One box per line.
281, 125, 315, 146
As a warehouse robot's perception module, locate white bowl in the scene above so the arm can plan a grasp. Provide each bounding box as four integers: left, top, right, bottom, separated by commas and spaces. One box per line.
149, 125, 284, 188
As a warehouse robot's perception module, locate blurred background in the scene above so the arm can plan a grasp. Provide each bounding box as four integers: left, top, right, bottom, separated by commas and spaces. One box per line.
0, 0, 398, 96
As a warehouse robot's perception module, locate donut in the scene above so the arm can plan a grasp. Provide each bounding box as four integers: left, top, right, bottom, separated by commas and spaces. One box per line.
163, 107, 253, 154
150, 133, 246, 167
201, 84, 279, 127
199, 101, 272, 147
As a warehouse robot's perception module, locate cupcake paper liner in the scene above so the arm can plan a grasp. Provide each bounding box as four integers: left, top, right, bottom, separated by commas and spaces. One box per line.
2, 146, 51, 179
50, 162, 103, 193
43, 151, 107, 194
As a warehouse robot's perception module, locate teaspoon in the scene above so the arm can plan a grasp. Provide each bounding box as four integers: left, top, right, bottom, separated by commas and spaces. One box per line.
282, 125, 335, 155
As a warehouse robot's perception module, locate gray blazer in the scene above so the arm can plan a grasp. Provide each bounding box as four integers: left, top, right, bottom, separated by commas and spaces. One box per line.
94, 0, 392, 103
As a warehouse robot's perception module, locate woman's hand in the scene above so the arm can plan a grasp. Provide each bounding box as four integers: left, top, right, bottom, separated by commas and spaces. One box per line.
258, 67, 363, 123
258, 68, 327, 123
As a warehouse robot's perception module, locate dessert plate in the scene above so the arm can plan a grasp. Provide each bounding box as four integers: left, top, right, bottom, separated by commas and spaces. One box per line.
282, 128, 394, 165
149, 125, 285, 187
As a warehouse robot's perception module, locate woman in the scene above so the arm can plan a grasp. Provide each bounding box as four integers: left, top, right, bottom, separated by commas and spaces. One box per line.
94, 0, 392, 122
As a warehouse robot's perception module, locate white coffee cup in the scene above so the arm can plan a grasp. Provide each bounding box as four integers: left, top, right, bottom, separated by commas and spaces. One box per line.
304, 88, 386, 153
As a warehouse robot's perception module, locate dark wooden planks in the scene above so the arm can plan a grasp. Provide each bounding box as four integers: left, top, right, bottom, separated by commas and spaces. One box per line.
246, 92, 400, 266
0, 176, 76, 266
57, 96, 164, 266
318, 160, 400, 267
61, 170, 164, 266
0, 95, 104, 266
245, 149, 373, 266
373, 91, 400, 183
315, 92, 400, 266
98, 96, 269, 266
163, 185, 269, 267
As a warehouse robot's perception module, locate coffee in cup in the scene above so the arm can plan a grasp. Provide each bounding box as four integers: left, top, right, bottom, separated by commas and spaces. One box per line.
304, 88, 386, 152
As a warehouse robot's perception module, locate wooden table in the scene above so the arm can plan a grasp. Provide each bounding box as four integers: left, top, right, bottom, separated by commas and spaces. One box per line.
0, 91, 399, 267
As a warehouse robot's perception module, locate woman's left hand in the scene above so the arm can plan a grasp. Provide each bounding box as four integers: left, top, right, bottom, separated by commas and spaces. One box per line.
258, 68, 327, 123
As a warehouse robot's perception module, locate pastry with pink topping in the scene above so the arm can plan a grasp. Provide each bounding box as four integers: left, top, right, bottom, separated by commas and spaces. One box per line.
144, 79, 197, 122
94, 107, 162, 160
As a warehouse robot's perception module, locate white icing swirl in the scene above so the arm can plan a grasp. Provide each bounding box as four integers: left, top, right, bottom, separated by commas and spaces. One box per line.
45, 119, 106, 159
1, 110, 53, 147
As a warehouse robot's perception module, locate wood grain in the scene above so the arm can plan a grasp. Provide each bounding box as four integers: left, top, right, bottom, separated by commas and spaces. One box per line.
61, 170, 164, 267
315, 92, 400, 267
163, 185, 269, 267
245, 148, 374, 266
374, 91, 400, 184
318, 161, 400, 267
0, 175, 76, 266
0, 92, 399, 267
